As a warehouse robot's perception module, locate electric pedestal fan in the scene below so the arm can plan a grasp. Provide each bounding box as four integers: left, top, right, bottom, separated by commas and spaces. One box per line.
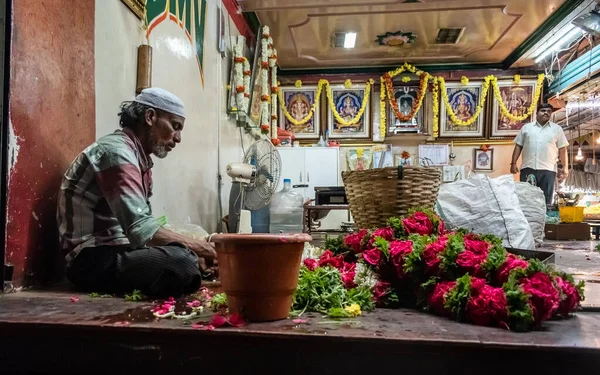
227, 139, 281, 233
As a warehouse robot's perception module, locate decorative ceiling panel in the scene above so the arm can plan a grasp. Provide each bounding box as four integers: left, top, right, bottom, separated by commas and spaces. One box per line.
239, 0, 568, 69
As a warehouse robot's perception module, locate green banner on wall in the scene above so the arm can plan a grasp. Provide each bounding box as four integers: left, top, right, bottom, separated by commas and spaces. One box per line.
146, 0, 207, 86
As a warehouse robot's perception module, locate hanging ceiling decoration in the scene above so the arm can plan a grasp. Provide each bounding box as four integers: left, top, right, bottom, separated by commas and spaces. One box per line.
375, 30, 417, 47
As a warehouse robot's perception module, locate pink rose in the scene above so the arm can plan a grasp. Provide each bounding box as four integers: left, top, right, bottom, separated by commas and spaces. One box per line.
362, 248, 383, 266
402, 212, 434, 235
373, 281, 392, 306
423, 237, 448, 276
341, 262, 357, 289
496, 254, 529, 285
303, 258, 318, 271
554, 276, 582, 316
456, 250, 488, 278
344, 229, 369, 253
456, 239, 489, 277
520, 272, 560, 324
389, 240, 413, 278
464, 239, 490, 255
466, 278, 509, 328
428, 281, 456, 317
318, 250, 344, 269
437, 219, 446, 235
368, 227, 395, 248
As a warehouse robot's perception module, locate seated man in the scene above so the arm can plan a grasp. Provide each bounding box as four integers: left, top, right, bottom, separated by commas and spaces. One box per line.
57, 87, 216, 297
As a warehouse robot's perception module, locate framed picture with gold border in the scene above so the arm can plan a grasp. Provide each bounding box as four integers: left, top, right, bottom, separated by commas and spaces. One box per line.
439, 82, 485, 138
278, 86, 320, 139
327, 83, 371, 140
491, 80, 538, 138
121, 0, 146, 19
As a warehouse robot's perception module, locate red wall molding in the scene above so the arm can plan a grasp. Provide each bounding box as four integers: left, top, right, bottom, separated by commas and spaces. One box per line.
222, 0, 255, 43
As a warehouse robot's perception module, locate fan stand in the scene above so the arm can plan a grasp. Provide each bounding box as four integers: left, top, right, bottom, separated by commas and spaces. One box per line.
237, 184, 253, 234
228, 176, 254, 234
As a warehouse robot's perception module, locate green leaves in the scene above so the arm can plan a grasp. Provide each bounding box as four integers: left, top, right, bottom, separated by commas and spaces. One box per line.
211, 293, 228, 311
502, 275, 535, 332
387, 217, 406, 238
373, 237, 390, 259
444, 273, 472, 321
438, 234, 464, 279
124, 289, 145, 302
292, 266, 347, 316
292, 266, 374, 318
481, 243, 507, 277
403, 234, 432, 277
347, 285, 375, 312
88, 292, 112, 299
324, 235, 347, 256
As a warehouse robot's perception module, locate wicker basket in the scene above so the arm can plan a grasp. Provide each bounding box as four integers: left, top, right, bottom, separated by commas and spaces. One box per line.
342, 166, 442, 229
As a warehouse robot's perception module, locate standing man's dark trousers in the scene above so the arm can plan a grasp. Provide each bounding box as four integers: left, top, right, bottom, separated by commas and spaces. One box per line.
520, 168, 556, 205
66, 243, 202, 298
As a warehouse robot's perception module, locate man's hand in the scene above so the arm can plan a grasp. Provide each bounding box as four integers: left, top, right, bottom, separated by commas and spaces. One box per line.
189, 238, 217, 260
510, 164, 519, 174
558, 167, 569, 183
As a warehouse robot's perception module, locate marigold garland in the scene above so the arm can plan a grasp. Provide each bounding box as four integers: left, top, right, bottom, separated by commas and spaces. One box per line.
492, 74, 545, 122
278, 79, 373, 127
325, 79, 372, 126
385, 72, 430, 123
380, 76, 387, 138
432, 77, 440, 138
438, 76, 492, 126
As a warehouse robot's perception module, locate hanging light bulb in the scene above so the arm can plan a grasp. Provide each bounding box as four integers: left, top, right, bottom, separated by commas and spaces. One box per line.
575, 147, 584, 161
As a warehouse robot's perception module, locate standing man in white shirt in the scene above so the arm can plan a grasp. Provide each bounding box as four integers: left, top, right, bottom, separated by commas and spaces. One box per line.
510, 103, 569, 205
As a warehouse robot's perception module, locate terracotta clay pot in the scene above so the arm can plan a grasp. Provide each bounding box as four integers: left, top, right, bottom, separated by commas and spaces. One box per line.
211, 233, 312, 322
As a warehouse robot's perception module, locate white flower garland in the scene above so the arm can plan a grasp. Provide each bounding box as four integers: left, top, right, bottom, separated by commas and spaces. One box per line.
269, 45, 278, 140
233, 36, 250, 114
260, 27, 271, 134
353, 261, 379, 289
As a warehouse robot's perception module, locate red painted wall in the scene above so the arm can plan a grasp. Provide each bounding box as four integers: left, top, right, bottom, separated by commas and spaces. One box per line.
5, 0, 95, 287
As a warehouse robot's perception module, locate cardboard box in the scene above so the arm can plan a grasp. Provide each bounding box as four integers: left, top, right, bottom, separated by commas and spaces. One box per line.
544, 223, 590, 240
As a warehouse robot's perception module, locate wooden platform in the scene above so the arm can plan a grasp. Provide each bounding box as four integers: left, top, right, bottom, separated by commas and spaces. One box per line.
1, 288, 600, 374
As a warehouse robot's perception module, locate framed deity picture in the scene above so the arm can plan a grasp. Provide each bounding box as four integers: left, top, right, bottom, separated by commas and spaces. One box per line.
439, 82, 485, 138
247, 27, 264, 126
473, 148, 494, 171
327, 84, 371, 140
491, 80, 538, 137
278, 86, 320, 139
387, 86, 424, 134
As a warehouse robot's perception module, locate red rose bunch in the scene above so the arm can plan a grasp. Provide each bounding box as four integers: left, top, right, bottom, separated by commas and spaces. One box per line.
344, 229, 369, 254
403, 212, 433, 236
297, 209, 584, 331
466, 278, 509, 328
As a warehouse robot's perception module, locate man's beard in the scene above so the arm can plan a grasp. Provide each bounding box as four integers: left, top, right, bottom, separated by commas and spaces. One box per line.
148, 127, 168, 159
153, 144, 168, 159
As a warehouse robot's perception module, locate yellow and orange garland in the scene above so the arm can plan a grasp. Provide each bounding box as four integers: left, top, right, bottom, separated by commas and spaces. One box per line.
492, 73, 545, 122
437, 76, 493, 127
277, 79, 373, 127
268, 59, 544, 140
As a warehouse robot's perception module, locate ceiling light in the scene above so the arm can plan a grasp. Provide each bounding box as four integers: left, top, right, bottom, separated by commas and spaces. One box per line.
576, 147, 585, 161
535, 27, 582, 63
531, 23, 575, 60
344, 32, 357, 49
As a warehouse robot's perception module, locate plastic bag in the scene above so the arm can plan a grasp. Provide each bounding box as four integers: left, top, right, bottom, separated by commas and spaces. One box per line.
435, 174, 535, 250
515, 181, 546, 246
163, 217, 209, 239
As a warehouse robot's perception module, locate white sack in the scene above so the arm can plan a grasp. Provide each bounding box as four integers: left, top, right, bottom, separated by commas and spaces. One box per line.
435, 174, 535, 250
515, 182, 546, 246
